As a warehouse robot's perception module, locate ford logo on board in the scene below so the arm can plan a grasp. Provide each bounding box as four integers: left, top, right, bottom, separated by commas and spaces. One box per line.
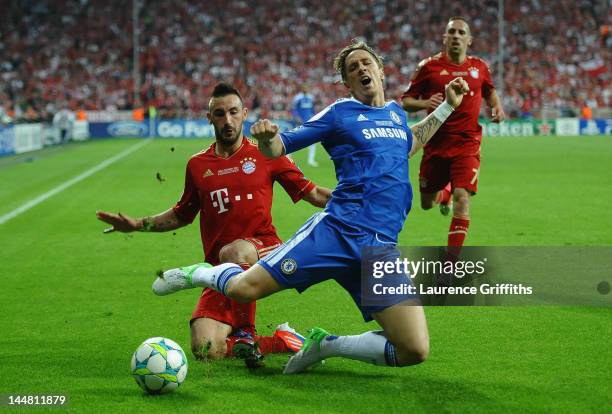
108, 121, 148, 137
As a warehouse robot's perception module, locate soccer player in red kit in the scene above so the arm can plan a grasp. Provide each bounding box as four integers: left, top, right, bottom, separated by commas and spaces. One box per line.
97, 83, 330, 365
402, 16, 505, 256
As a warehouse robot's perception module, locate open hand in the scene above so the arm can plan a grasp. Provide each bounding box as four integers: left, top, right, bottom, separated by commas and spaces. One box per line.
96, 211, 140, 233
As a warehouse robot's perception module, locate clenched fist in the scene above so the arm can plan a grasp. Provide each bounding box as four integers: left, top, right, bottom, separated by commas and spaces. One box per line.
250, 119, 279, 144
444, 77, 470, 109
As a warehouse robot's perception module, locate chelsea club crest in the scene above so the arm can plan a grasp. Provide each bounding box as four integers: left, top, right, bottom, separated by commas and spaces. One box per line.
281, 258, 298, 275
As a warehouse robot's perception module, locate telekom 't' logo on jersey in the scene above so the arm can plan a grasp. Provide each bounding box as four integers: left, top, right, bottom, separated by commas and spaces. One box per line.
209, 188, 254, 214
210, 188, 230, 213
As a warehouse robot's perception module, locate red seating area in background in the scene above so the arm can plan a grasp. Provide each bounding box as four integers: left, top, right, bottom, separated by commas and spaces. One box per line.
0, 0, 609, 121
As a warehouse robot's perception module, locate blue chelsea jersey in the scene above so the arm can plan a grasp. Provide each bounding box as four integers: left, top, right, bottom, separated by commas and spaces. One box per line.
280, 98, 413, 242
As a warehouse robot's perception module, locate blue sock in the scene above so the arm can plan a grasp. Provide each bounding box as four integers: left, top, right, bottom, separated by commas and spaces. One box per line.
192, 263, 243, 294
216, 265, 243, 295
384, 340, 399, 367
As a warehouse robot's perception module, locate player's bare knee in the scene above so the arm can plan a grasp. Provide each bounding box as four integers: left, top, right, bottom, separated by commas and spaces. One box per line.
219, 241, 257, 264
219, 243, 245, 263
191, 338, 209, 359
395, 339, 430, 366
191, 337, 226, 360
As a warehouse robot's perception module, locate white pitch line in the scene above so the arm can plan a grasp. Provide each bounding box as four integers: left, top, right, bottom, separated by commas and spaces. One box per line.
0, 139, 152, 225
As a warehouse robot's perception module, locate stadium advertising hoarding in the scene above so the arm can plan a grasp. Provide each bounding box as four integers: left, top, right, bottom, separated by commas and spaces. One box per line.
87, 118, 612, 139
155, 120, 214, 138
88, 120, 213, 139
13, 124, 44, 154
89, 121, 150, 138
482, 119, 560, 136
0, 124, 15, 156
43, 121, 90, 144
0, 123, 91, 156
3, 119, 611, 149
555, 118, 581, 136
481, 118, 612, 137
481, 118, 610, 137
88, 120, 211, 139
580, 119, 612, 135
154, 119, 296, 138
89, 119, 297, 139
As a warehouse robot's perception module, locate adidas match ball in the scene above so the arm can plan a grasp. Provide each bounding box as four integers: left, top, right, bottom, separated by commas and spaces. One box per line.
131, 337, 188, 394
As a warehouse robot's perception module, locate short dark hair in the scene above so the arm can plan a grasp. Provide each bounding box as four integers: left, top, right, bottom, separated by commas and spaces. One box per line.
209, 82, 243, 112
333, 40, 384, 83
448, 16, 470, 27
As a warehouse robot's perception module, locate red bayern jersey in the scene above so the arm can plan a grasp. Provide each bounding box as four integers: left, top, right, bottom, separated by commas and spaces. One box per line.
173, 138, 315, 264
402, 52, 495, 157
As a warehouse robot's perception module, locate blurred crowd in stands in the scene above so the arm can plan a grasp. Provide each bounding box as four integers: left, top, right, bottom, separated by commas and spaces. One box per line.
0, 0, 609, 123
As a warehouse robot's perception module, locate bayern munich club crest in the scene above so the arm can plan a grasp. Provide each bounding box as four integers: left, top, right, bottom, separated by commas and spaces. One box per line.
281, 258, 298, 275
390, 110, 402, 125
240, 157, 256, 174
468, 67, 480, 79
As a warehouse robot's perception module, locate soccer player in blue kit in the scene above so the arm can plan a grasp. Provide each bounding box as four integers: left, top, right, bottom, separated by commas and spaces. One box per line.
153, 41, 469, 373
292, 84, 318, 166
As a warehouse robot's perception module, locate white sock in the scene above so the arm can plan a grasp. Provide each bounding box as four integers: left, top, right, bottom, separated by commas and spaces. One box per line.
191, 263, 243, 294
308, 145, 316, 162
319, 331, 398, 366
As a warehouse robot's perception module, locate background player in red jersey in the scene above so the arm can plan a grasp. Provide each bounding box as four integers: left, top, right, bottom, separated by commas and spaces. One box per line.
96, 83, 330, 364
402, 16, 506, 257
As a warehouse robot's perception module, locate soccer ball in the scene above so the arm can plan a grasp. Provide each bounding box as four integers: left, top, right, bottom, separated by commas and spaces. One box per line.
131, 337, 188, 394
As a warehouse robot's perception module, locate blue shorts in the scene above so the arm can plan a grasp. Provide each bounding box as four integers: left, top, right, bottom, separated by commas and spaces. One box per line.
258, 212, 415, 321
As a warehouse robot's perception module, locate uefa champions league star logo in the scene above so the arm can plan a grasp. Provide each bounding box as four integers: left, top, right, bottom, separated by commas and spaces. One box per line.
281, 258, 298, 275
390, 110, 402, 125
240, 157, 257, 174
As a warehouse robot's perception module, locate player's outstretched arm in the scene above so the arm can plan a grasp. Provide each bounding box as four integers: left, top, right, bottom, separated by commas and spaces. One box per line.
96, 208, 187, 233
250, 119, 284, 158
302, 186, 332, 208
408, 77, 469, 158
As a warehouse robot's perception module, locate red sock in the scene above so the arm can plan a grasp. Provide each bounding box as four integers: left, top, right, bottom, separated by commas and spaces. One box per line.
225, 335, 289, 356
436, 183, 452, 204
255, 335, 289, 354
448, 216, 470, 258
224, 263, 289, 356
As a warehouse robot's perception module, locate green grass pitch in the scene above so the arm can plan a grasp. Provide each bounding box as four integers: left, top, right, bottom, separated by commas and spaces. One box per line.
0, 136, 610, 413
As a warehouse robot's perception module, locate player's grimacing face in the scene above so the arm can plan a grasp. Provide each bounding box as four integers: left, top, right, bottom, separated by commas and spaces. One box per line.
343, 49, 384, 102
207, 94, 247, 145
443, 20, 472, 55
